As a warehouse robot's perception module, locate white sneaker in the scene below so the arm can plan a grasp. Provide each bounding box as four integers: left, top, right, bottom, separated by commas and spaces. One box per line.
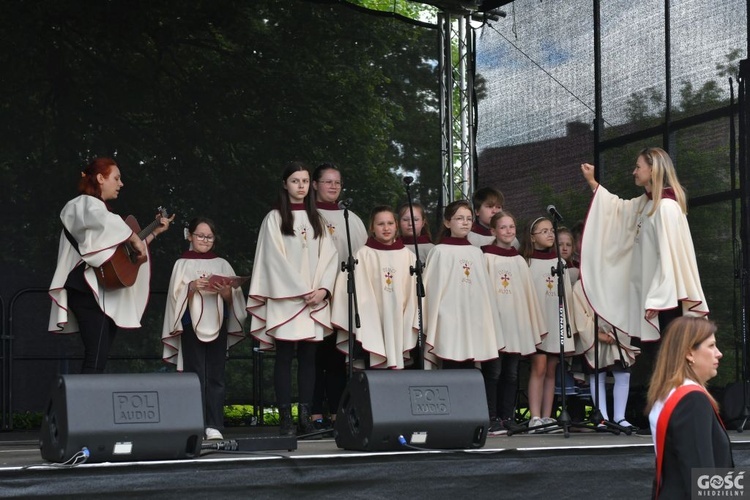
205, 427, 224, 440
542, 417, 563, 434
528, 416, 544, 434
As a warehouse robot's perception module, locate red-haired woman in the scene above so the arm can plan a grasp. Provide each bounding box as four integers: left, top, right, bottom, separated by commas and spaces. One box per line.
48, 157, 173, 373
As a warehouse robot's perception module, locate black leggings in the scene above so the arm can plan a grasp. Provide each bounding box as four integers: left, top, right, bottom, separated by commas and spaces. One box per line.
311, 334, 347, 415
274, 340, 316, 407
66, 288, 118, 374
181, 322, 228, 429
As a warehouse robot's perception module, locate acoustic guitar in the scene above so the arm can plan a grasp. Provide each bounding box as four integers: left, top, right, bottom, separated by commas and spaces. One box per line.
95, 207, 170, 289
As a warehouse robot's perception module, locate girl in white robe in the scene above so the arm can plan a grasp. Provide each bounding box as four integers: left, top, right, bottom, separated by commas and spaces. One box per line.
523, 216, 577, 431
423, 200, 503, 368
557, 227, 579, 284
247, 162, 338, 436
310, 162, 368, 427
580, 147, 708, 342
48, 157, 172, 373
397, 202, 435, 259
572, 280, 640, 429
482, 211, 546, 433
162, 217, 247, 440
332, 206, 418, 369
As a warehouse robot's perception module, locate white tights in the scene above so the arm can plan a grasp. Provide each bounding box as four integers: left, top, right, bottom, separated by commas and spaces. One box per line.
589, 368, 631, 423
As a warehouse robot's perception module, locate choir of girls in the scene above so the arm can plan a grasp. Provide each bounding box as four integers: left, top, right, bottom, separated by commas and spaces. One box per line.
59, 150, 721, 441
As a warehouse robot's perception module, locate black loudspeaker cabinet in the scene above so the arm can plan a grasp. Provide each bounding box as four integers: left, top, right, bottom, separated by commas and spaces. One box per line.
334, 370, 489, 451
39, 373, 204, 463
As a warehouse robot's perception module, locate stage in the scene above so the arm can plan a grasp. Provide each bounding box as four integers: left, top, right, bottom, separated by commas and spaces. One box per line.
2, 427, 750, 498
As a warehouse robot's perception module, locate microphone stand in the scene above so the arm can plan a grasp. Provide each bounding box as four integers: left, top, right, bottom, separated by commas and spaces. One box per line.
735, 62, 750, 431
403, 177, 426, 369
549, 214, 574, 437
340, 201, 361, 379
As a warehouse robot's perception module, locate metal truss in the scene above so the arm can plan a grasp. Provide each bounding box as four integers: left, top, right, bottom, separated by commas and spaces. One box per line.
439, 11, 475, 205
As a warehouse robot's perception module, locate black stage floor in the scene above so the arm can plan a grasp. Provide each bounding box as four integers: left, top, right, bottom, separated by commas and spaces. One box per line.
2, 426, 750, 499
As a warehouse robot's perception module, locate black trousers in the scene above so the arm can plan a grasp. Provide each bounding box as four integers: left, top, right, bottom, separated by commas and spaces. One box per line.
311, 333, 347, 416
482, 353, 521, 420
274, 340, 316, 407
66, 288, 118, 374
181, 322, 228, 429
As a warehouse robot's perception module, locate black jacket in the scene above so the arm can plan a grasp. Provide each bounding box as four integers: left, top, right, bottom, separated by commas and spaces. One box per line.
655, 391, 734, 499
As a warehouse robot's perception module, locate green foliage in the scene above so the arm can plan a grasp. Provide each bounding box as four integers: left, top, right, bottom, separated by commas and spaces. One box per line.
0, 0, 441, 411
348, 0, 438, 21
12, 411, 44, 430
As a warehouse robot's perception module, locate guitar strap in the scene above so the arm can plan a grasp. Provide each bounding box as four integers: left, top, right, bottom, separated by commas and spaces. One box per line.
63, 227, 80, 254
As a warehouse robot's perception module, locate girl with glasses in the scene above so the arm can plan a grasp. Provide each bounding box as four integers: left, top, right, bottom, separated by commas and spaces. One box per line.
422, 200, 503, 369
248, 162, 338, 437
161, 216, 247, 441
309, 162, 368, 431
522, 216, 577, 432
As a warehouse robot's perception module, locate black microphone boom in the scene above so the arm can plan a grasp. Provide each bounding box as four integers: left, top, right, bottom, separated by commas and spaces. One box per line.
403, 176, 414, 185
546, 204, 564, 222
338, 198, 353, 209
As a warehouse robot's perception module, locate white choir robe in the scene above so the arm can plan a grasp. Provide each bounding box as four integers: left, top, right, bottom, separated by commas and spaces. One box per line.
400, 234, 435, 261
247, 207, 339, 348
467, 223, 495, 247
49, 195, 150, 332
423, 238, 503, 366
572, 281, 640, 370
581, 186, 708, 341
528, 250, 577, 354
468, 223, 520, 250
162, 255, 247, 370
482, 245, 546, 355
332, 238, 418, 369
317, 202, 368, 266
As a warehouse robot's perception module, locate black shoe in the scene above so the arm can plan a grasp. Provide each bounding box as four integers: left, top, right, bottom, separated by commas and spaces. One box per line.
279, 406, 295, 437
488, 418, 507, 436
297, 404, 318, 436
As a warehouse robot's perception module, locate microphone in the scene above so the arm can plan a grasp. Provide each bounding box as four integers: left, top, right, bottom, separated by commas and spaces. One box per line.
338, 198, 353, 209
546, 204, 564, 222
403, 176, 414, 185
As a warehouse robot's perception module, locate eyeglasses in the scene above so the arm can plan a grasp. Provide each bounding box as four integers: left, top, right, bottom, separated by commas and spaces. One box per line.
192, 233, 215, 242
532, 229, 555, 235
451, 216, 473, 223
318, 180, 343, 187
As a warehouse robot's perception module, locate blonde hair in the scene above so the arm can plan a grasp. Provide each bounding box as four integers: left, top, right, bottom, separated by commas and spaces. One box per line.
645, 316, 718, 413
640, 147, 687, 216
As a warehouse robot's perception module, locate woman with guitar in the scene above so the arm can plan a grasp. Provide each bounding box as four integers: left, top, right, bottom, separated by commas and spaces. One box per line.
48, 157, 173, 374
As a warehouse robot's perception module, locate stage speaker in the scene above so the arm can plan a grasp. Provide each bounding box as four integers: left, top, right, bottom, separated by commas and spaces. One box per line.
334, 370, 488, 451
39, 373, 204, 463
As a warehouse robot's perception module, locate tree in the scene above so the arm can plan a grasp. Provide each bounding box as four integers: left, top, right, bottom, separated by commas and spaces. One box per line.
0, 0, 441, 410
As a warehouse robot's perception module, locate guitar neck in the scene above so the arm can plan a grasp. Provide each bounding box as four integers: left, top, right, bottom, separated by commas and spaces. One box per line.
138, 218, 161, 240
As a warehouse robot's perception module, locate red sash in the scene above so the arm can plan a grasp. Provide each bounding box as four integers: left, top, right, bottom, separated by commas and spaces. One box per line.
654, 385, 722, 499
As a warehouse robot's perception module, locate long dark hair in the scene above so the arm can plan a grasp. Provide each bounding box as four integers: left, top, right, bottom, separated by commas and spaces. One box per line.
277, 161, 324, 239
